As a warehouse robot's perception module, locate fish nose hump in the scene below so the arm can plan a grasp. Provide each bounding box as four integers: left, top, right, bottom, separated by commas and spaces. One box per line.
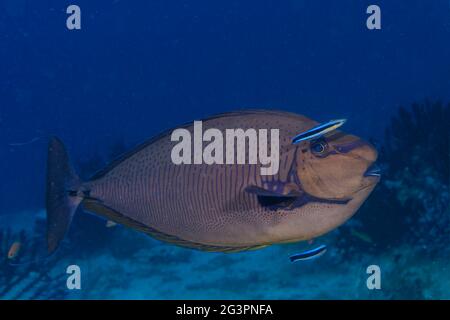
362, 140, 378, 162
351, 139, 378, 162
365, 140, 378, 162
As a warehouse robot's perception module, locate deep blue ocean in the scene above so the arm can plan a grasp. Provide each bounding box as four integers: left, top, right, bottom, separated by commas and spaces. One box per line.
0, 0, 449, 299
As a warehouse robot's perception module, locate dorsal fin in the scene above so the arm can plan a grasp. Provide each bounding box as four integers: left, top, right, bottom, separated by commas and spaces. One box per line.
90, 109, 311, 180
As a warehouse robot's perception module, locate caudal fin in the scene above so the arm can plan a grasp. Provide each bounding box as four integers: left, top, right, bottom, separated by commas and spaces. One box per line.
46, 137, 83, 254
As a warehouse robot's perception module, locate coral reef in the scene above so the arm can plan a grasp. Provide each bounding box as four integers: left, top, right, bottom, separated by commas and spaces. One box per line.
0, 226, 67, 299
336, 101, 450, 255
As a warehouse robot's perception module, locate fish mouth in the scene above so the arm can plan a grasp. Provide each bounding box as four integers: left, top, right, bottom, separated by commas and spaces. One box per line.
364, 163, 381, 178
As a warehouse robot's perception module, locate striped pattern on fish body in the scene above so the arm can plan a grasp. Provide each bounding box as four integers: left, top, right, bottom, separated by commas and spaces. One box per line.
85, 111, 317, 248
45, 110, 379, 253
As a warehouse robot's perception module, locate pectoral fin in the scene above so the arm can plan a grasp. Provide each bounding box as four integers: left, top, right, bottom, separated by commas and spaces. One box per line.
245, 184, 351, 211
245, 185, 301, 210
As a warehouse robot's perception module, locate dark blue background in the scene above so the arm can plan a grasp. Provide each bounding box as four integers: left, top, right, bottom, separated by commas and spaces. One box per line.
1, 0, 450, 213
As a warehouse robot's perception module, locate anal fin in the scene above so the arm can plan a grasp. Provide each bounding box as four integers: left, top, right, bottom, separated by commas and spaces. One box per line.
82, 199, 267, 253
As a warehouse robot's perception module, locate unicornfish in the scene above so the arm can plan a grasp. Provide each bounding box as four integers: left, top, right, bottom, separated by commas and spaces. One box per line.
45, 110, 380, 254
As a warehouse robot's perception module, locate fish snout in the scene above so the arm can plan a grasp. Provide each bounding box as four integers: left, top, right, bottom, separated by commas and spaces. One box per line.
361, 140, 380, 180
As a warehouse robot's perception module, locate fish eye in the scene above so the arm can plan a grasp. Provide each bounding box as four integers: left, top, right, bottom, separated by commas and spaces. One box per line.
310, 140, 328, 155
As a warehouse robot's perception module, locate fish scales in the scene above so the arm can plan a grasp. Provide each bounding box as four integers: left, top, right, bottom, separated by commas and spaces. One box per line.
45, 110, 379, 253
86, 112, 312, 247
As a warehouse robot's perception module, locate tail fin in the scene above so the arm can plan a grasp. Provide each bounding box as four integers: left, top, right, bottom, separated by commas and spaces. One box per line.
46, 137, 83, 254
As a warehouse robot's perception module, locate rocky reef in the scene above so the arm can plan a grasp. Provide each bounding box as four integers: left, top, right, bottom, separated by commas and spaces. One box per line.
350, 101, 450, 253
0, 224, 67, 299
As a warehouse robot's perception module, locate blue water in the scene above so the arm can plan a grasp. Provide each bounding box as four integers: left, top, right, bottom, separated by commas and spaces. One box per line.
0, 0, 449, 299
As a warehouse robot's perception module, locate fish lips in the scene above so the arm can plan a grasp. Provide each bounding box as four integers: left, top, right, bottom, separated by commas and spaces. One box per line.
364, 163, 381, 178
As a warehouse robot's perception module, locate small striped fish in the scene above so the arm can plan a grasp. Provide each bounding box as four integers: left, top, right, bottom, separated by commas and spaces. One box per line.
289, 245, 327, 262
